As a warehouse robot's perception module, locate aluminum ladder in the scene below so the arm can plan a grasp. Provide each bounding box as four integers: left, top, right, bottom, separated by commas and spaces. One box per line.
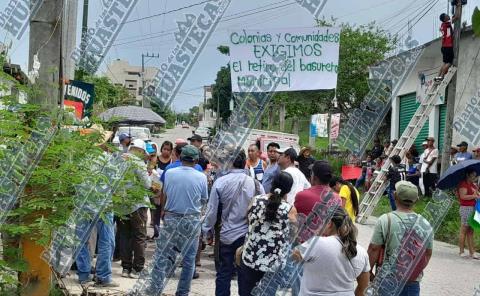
356, 66, 457, 224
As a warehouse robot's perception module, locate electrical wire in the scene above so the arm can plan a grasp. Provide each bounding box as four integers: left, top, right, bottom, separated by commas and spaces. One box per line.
35, 0, 65, 56
112, 0, 295, 47
124, 0, 214, 24
393, 0, 440, 40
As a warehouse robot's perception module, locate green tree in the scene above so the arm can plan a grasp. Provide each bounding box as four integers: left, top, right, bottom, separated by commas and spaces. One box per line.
318, 19, 396, 114
81, 75, 137, 114
473, 7, 480, 37
209, 46, 232, 123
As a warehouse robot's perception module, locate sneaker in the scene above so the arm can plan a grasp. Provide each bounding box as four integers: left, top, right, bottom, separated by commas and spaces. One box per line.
94, 280, 120, 288
434, 76, 444, 83
129, 270, 140, 279
122, 269, 130, 278
192, 271, 199, 279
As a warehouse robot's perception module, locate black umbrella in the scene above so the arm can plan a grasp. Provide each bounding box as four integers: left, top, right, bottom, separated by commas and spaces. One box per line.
437, 159, 480, 190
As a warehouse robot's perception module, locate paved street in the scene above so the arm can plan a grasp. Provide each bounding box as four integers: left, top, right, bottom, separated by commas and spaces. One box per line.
151, 125, 194, 147
61, 127, 480, 296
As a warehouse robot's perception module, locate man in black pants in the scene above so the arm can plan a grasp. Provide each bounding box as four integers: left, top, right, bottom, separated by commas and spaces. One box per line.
421, 137, 439, 197
435, 0, 462, 82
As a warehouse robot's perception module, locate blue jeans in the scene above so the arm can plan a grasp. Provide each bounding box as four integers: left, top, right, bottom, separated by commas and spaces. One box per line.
216, 236, 245, 296
76, 212, 115, 283
399, 281, 420, 296
148, 213, 200, 296
388, 188, 397, 211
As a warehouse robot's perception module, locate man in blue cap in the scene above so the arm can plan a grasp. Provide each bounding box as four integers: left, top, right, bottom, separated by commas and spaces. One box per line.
147, 145, 208, 295
119, 133, 132, 153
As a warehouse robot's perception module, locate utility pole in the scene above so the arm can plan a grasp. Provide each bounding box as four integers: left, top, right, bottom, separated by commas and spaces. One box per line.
25, 1, 76, 295
441, 1, 463, 174
28, 0, 64, 108
81, 0, 89, 54
141, 52, 159, 108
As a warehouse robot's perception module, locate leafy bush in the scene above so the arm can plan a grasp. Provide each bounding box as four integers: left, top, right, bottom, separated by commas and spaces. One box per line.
0, 86, 150, 292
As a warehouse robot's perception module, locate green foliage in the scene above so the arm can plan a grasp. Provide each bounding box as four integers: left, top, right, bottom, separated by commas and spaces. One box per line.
473, 7, 480, 37
81, 75, 137, 115
0, 80, 151, 287
150, 100, 176, 128
211, 65, 232, 123
217, 45, 230, 55
370, 195, 480, 252
317, 19, 396, 114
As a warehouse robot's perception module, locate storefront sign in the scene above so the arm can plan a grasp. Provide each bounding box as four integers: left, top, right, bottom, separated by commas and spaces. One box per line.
64, 80, 94, 119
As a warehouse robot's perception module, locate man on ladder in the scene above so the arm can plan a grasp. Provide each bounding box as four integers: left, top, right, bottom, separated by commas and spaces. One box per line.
435, 0, 463, 82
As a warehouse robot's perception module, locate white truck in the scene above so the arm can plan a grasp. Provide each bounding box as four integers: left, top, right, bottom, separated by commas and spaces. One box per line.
112, 126, 151, 146
239, 128, 300, 160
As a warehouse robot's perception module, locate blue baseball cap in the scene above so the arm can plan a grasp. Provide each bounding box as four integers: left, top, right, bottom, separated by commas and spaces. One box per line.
119, 133, 131, 142
146, 142, 156, 154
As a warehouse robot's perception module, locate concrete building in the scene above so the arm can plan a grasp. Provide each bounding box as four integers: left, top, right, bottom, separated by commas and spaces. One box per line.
387, 28, 480, 153
198, 85, 217, 128
104, 59, 159, 106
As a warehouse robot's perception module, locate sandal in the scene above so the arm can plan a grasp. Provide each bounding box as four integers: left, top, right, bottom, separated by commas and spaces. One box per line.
470, 254, 480, 260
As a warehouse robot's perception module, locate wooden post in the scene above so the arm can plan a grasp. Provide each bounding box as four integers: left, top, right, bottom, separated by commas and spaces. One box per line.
440, 1, 462, 174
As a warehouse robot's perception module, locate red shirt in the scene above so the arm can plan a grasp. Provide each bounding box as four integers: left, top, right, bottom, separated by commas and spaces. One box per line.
294, 185, 342, 217
441, 21, 453, 47
294, 185, 342, 242
457, 180, 477, 207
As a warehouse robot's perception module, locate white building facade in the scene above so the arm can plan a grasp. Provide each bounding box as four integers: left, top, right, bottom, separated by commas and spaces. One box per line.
387, 29, 479, 153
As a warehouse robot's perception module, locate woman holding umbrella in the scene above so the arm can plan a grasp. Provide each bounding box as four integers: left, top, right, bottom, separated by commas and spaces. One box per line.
438, 159, 480, 259
457, 169, 480, 259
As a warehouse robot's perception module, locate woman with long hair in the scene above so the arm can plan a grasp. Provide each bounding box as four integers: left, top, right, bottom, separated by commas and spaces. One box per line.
150, 140, 173, 239
292, 207, 370, 295
240, 171, 297, 295
330, 177, 360, 222
157, 140, 173, 173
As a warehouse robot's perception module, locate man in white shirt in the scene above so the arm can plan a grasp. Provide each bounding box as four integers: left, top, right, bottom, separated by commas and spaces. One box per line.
421, 137, 439, 197
277, 147, 311, 204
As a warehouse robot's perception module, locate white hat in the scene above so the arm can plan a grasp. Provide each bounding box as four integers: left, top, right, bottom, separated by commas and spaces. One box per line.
129, 139, 146, 152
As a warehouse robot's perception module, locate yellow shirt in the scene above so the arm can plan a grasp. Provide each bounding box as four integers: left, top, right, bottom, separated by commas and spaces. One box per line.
339, 185, 359, 222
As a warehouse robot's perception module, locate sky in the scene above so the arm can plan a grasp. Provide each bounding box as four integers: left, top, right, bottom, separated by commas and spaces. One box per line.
3, 0, 480, 112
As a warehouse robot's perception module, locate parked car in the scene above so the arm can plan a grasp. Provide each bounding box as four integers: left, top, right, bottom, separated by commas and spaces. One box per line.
194, 127, 210, 140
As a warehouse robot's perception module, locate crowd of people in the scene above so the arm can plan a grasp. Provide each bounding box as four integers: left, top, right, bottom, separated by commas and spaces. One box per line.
73, 129, 480, 296
356, 136, 480, 262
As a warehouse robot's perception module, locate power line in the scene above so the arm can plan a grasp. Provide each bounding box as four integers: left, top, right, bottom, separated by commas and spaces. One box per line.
112, 0, 295, 47
394, 0, 440, 40
123, 0, 213, 24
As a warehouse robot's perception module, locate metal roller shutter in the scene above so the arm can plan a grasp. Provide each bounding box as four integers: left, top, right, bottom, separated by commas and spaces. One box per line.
438, 104, 447, 152
399, 93, 429, 153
